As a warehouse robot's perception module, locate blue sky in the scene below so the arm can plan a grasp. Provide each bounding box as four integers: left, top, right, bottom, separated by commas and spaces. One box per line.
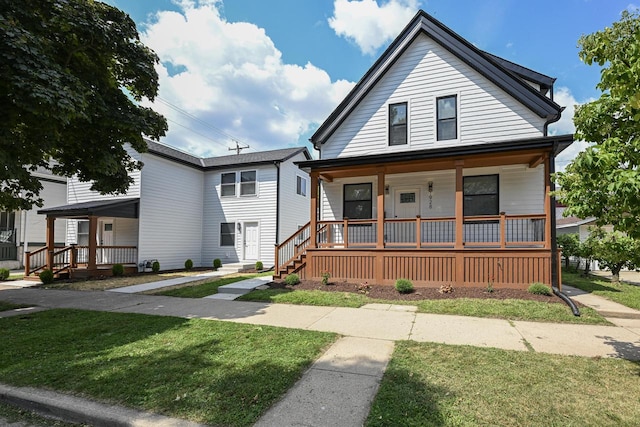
106, 0, 634, 167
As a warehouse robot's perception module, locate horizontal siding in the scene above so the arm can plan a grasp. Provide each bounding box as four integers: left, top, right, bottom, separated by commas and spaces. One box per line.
138, 154, 204, 270
202, 165, 277, 266
322, 33, 545, 159
18, 179, 67, 247
278, 153, 310, 243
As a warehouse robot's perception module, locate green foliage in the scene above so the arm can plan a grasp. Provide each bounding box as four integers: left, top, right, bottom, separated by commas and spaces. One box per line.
39, 269, 54, 285
528, 283, 552, 296
255, 261, 263, 271
0, 0, 167, 211
584, 228, 640, 283
111, 264, 124, 277
557, 233, 581, 269
554, 11, 640, 239
213, 259, 222, 270
0, 268, 9, 281
395, 278, 414, 294
321, 271, 331, 286
151, 261, 160, 273
184, 259, 193, 271
284, 274, 300, 286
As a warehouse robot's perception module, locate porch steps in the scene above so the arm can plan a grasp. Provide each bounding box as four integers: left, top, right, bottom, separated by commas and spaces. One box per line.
205, 276, 273, 300
274, 254, 306, 280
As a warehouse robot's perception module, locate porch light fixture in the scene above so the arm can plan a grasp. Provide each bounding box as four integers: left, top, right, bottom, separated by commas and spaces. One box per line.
428, 181, 433, 209
384, 184, 389, 195
237, 223, 242, 232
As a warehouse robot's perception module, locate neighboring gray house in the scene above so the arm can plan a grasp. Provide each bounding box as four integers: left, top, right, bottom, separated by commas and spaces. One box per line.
27, 141, 310, 277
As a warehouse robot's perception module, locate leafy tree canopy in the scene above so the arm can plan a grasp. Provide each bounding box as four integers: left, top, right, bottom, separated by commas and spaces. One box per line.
0, 0, 167, 211
584, 228, 640, 283
554, 10, 640, 238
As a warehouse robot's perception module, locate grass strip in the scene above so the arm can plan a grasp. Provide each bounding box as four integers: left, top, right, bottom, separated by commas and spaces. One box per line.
0, 309, 335, 427
367, 341, 640, 427
239, 289, 609, 324
154, 273, 268, 298
0, 301, 28, 312
563, 270, 640, 310
0, 401, 80, 426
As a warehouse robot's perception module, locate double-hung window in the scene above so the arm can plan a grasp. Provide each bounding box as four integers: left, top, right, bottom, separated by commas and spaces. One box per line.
437, 95, 457, 140
240, 171, 256, 196
296, 176, 307, 197
463, 175, 499, 216
389, 102, 407, 146
220, 222, 235, 246
221, 172, 236, 197
343, 183, 372, 219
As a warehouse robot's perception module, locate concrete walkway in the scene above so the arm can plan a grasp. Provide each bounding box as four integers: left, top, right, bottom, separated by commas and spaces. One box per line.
1, 286, 639, 426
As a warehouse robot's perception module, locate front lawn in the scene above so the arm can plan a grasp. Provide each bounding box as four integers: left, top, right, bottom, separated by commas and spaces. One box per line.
154, 272, 272, 298
0, 309, 335, 426
367, 341, 640, 426
238, 288, 608, 324
563, 269, 640, 310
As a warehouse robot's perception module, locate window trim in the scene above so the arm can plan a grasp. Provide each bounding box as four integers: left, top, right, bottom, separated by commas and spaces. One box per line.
239, 170, 257, 197
388, 102, 408, 146
296, 175, 307, 197
436, 94, 458, 141
220, 172, 236, 197
220, 222, 236, 247
463, 174, 499, 217
343, 183, 373, 220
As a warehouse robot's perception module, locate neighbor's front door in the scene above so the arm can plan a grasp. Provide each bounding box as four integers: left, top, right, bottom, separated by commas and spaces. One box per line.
394, 188, 420, 218
98, 220, 113, 263
243, 222, 259, 260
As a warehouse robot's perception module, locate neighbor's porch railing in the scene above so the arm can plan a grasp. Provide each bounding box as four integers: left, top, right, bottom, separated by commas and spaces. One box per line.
25, 245, 138, 276
315, 214, 545, 249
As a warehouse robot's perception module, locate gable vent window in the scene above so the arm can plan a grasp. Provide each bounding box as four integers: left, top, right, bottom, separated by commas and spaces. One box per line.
221, 172, 236, 197
437, 95, 457, 141
389, 102, 407, 146
240, 171, 257, 196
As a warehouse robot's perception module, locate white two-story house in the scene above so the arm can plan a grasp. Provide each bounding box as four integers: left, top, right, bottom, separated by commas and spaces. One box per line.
275, 10, 573, 289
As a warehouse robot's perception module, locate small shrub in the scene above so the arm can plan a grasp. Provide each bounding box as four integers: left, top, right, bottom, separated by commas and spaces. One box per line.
0, 268, 9, 281
213, 258, 222, 270
486, 281, 494, 294
395, 278, 414, 294
528, 282, 552, 296
284, 273, 300, 286
357, 281, 371, 295
185, 259, 193, 271
255, 261, 264, 271
39, 269, 54, 285
152, 261, 160, 273
438, 284, 454, 294
321, 270, 331, 286
111, 263, 124, 277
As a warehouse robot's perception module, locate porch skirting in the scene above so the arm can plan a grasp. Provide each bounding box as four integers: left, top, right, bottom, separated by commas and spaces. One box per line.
303, 248, 553, 289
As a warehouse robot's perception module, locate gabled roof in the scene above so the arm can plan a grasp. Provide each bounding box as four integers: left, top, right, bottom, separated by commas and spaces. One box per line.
38, 198, 139, 219
310, 10, 563, 148
483, 52, 556, 96
145, 140, 311, 170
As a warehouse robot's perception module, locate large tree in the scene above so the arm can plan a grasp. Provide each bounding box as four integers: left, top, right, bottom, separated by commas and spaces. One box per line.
0, 0, 167, 211
554, 10, 640, 238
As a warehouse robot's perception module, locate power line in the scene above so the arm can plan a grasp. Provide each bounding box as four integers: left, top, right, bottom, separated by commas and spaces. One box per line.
165, 118, 230, 147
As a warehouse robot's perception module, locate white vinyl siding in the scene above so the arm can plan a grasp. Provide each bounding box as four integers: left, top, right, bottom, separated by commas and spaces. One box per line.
137, 154, 204, 270
278, 152, 311, 243
322, 33, 545, 159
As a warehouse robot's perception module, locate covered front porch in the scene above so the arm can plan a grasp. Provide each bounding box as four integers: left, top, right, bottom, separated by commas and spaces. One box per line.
276, 136, 571, 288
25, 198, 140, 279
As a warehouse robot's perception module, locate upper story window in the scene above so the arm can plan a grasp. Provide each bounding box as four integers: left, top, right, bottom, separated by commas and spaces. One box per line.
296, 175, 307, 197
343, 183, 372, 219
437, 95, 457, 141
463, 175, 498, 216
388, 102, 407, 146
240, 170, 257, 196
221, 172, 236, 197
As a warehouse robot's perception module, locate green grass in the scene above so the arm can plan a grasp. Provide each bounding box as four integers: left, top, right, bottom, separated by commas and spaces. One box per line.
238, 289, 609, 324
155, 273, 271, 298
563, 269, 640, 310
0, 309, 335, 426
0, 301, 28, 312
367, 341, 640, 427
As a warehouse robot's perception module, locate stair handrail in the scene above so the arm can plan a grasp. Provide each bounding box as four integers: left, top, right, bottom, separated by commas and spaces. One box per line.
275, 222, 311, 272
51, 246, 73, 275
25, 246, 48, 276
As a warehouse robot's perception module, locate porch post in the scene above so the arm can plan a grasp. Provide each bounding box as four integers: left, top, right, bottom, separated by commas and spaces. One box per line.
88, 215, 98, 270
543, 154, 551, 250
309, 172, 318, 249
376, 171, 385, 249
46, 217, 55, 271
455, 161, 464, 249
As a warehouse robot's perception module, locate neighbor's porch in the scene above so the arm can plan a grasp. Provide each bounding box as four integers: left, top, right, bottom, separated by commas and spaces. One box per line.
277, 139, 568, 288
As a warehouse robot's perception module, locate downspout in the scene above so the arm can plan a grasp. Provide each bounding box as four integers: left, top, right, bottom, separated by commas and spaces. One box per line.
274, 161, 281, 245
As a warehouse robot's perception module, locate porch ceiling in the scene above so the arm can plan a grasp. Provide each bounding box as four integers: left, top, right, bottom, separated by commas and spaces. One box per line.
37, 198, 139, 219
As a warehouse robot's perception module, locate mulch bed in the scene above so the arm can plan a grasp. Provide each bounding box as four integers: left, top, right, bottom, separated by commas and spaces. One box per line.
270, 279, 563, 303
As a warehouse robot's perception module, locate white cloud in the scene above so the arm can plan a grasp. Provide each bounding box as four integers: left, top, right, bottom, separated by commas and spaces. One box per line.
140, 1, 354, 156
549, 86, 595, 172
328, 0, 419, 55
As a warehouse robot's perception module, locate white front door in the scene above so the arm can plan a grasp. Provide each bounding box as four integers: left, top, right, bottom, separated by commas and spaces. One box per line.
243, 222, 259, 260
394, 189, 420, 218
98, 220, 113, 263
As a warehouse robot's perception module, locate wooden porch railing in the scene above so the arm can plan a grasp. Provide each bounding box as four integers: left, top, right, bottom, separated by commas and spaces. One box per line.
275, 222, 311, 273
25, 245, 138, 276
